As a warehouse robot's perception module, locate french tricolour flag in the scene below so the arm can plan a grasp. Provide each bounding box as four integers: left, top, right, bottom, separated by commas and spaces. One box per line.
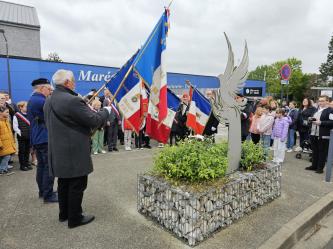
133, 9, 169, 124
105, 52, 144, 134
146, 88, 180, 143
186, 86, 211, 135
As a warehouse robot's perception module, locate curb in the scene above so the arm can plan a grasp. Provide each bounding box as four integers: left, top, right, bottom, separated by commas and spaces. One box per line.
258, 191, 333, 249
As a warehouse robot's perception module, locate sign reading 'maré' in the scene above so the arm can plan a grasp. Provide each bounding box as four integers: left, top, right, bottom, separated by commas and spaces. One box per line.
78, 70, 115, 82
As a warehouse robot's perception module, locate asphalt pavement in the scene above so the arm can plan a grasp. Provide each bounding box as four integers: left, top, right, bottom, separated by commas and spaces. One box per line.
0, 144, 332, 249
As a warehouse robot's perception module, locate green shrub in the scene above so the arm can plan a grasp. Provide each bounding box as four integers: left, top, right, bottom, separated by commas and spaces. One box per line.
153, 139, 228, 182
240, 140, 265, 171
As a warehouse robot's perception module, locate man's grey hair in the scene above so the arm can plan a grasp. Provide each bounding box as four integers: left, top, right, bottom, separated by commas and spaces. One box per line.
52, 69, 74, 86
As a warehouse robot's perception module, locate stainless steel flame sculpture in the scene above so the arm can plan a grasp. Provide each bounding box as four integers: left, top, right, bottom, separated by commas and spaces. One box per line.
211, 33, 249, 172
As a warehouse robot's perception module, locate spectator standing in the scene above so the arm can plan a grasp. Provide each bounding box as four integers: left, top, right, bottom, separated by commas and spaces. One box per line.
103, 91, 120, 152
27, 78, 57, 203
258, 105, 275, 160
305, 96, 333, 173
170, 93, 190, 144
235, 93, 252, 142
249, 107, 263, 144
286, 101, 299, 152
13, 101, 32, 171
122, 118, 133, 151
44, 69, 110, 228
91, 100, 106, 155
296, 98, 316, 150
0, 106, 16, 175
271, 108, 289, 164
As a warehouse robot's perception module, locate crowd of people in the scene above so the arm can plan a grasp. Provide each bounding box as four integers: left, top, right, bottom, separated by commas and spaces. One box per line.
1, 70, 333, 228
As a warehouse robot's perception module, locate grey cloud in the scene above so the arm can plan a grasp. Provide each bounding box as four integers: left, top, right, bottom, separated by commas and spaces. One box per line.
6, 0, 333, 75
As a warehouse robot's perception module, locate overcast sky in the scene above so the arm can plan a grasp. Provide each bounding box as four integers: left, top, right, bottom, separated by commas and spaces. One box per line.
6, 0, 333, 76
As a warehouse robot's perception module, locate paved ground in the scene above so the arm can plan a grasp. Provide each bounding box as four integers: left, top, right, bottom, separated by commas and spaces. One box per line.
293, 209, 333, 249
0, 144, 332, 249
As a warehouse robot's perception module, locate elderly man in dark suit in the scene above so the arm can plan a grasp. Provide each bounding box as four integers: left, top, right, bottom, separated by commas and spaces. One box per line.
44, 69, 112, 228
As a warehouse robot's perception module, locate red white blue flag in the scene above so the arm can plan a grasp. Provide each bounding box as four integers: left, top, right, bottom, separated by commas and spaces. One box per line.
186, 86, 211, 135
146, 88, 180, 143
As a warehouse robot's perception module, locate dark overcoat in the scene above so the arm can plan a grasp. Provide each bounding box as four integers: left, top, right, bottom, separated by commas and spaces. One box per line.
44, 85, 109, 178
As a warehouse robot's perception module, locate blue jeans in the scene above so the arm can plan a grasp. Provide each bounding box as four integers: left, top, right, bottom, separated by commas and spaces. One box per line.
262, 135, 271, 160
34, 143, 55, 200
0, 155, 11, 172
287, 129, 295, 149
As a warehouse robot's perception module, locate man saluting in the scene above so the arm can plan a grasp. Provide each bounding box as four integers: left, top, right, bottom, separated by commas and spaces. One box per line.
44, 69, 112, 228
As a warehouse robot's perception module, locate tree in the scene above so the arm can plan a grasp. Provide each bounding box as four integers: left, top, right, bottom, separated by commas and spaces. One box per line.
46, 52, 63, 62
248, 58, 312, 102
319, 34, 333, 84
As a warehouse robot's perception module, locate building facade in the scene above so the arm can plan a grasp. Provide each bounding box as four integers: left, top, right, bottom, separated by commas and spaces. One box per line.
0, 56, 266, 102
0, 1, 41, 59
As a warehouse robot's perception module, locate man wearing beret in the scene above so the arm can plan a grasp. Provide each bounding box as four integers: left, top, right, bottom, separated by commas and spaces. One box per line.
44, 69, 112, 228
27, 78, 58, 203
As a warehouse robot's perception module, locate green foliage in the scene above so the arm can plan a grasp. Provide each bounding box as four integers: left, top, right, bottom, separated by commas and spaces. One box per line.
240, 140, 265, 171
153, 139, 228, 182
248, 58, 312, 102
319, 34, 333, 84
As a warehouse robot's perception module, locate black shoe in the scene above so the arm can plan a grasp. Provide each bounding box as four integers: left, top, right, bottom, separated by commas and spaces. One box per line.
20, 167, 29, 171
59, 217, 68, 222
26, 165, 33, 170
68, 215, 95, 229
315, 169, 324, 174
108, 148, 113, 152
305, 166, 316, 171
143, 145, 152, 149
113, 148, 119, 151
44, 193, 58, 203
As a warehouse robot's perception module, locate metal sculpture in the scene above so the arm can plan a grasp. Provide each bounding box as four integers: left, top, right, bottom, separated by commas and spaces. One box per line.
211, 33, 249, 173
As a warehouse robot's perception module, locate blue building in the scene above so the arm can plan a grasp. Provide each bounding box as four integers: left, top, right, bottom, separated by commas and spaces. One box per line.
0, 56, 266, 102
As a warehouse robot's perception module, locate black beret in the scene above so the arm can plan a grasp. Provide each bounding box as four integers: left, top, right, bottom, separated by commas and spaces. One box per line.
31, 78, 50, 86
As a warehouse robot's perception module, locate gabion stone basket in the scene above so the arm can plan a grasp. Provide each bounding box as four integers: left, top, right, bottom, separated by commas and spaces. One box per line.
137, 164, 282, 246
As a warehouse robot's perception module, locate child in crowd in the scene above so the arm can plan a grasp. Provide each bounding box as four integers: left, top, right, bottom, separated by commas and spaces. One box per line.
258, 105, 275, 161
271, 108, 289, 165
286, 101, 298, 152
13, 101, 32, 171
122, 117, 132, 151
249, 107, 263, 144
91, 100, 106, 155
0, 106, 16, 174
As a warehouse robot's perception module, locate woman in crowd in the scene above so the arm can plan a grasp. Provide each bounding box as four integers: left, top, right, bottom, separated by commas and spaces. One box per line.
91, 100, 106, 155
296, 98, 316, 150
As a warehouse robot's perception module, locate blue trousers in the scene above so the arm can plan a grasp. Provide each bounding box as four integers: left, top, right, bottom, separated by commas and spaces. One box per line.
34, 143, 55, 200
287, 129, 296, 149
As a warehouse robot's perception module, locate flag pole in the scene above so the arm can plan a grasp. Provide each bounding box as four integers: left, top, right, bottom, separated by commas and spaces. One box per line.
167, 0, 174, 8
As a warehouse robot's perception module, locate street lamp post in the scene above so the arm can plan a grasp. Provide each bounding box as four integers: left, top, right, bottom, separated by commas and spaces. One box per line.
0, 29, 12, 97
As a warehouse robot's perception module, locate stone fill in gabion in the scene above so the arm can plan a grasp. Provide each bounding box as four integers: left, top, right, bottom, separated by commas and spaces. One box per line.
137, 164, 281, 246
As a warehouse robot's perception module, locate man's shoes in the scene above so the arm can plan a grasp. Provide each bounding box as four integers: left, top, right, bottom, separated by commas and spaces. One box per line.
305, 166, 316, 171
7, 165, 13, 169
108, 148, 113, 152
26, 165, 33, 170
44, 194, 58, 203
20, 167, 29, 171
68, 215, 95, 229
100, 150, 106, 154
286, 149, 293, 153
59, 217, 68, 222
112, 148, 118, 152
315, 169, 324, 174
